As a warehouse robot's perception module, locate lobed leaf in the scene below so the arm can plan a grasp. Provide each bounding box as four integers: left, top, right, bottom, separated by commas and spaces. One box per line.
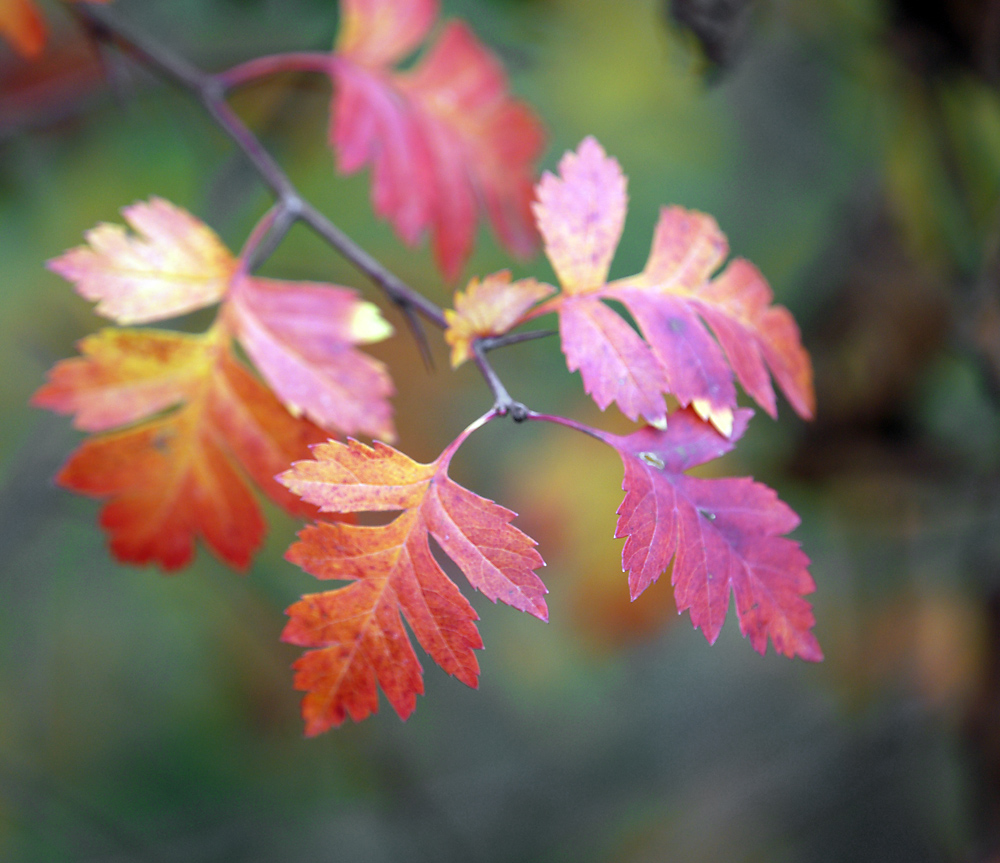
595, 407, 821, 661
45, 198, 396, 441
279, 428, 547, 732
34, 329, 329, 570
537, 139, 815, 432
328, 0, 545, 278
227, 274, 396, 440
47, 197, 237, 325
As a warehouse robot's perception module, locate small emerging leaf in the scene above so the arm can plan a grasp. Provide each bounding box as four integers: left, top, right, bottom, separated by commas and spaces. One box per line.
445, 271, 553, 367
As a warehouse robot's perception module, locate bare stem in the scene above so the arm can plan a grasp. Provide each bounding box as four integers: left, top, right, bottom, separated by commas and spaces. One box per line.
218, 52, 334, 90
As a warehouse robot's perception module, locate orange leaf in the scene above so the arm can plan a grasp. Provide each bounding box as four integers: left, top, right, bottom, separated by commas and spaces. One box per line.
47, 197, 237, 325
444, 271, 553, 368
279, 423, 547, 732
0, 0, 45, 58
536, 138, 815, 433
34, 328, 329, 570
329, 0, 545, 278
1, 0, 111, 59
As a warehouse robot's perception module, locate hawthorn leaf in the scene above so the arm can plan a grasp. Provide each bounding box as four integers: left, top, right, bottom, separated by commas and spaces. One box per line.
533, 136, 627, 294
47, 197, 237, 324
279, 423, 547, 732
593, 407, 821, 661
30, 328, 211, 432
33, 328, 329, 570
444, 271, 553, 368
536, 139, 815, 431
329, 0, 545, 278
227, 273, 396, 440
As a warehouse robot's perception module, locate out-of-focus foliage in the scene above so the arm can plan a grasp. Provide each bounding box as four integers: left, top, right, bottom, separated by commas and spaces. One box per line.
3, 0, 1000, 859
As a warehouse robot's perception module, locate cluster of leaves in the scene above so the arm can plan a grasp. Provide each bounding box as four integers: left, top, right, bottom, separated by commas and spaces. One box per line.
27, 0, 821, 735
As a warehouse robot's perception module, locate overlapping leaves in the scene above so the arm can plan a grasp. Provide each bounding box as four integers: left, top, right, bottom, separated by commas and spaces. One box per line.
451, 137, 814, 435
278, 422, 547, 733
35, 197, 395, 569
328, 0, 545, 279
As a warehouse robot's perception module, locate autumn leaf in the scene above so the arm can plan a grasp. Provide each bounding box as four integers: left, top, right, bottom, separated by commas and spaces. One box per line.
532, 137, 815, 435
0, 0, 45, 58
47, 197, 237, 325
329, 0, 545, 279
46, 198, 395, 440
0, 0, 111, 58
33, 327, 330, 570
226, 273, 395, 440
279, 417, 547, 732
444, 271, 553, 367
587, 407, 821, 661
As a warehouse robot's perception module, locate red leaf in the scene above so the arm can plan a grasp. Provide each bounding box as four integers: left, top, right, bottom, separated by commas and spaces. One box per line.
279, 423, 547, 732
33, 328, 329, 570
227, 274, 395, 440
535, 139, 815, 432
595, 407, 821, 661
0, 0, 111, 59
329, 0, 545, 278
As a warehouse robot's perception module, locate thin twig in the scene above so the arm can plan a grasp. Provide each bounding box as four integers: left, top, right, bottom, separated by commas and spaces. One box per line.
472, 341, 527, 419
479, 329, 557, 352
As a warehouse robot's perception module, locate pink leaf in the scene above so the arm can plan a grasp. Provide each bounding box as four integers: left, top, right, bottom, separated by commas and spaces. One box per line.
597, 407, 821, 660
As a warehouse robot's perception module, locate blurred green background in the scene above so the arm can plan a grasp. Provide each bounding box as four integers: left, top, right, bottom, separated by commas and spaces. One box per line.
4, 0, 1000, 859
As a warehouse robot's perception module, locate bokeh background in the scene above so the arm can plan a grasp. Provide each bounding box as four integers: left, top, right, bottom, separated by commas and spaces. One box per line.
3, 0, 1000, 859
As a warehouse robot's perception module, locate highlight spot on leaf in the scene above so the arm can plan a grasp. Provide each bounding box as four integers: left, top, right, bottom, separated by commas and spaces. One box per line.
279, 425, 547, 733
47, 197, 237, 324
445, 271, 553, 367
